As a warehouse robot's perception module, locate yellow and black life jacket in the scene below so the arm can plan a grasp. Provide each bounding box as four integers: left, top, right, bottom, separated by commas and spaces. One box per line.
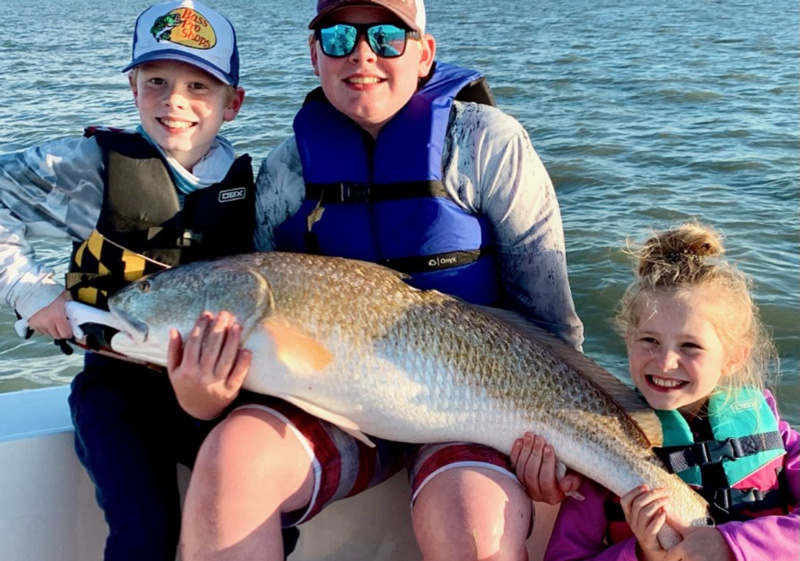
66, 128, 255, 308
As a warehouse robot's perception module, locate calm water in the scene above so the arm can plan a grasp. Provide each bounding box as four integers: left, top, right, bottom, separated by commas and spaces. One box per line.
0, 0, 797, 426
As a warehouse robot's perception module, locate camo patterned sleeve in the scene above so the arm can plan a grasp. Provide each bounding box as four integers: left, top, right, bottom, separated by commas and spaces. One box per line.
442, 101, 584, 350
0, 137, 104, 319
254, 103, 584, 350
253, 137, 306, 254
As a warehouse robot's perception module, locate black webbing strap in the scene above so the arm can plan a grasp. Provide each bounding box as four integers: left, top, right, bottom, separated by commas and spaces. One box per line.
305, 180, 448, 204
655, 431, 785, 473
382, 249, 491, 274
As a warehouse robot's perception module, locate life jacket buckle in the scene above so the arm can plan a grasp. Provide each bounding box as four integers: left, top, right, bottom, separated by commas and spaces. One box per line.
339, 182, 370, 203
702, 437, 742, 464
176, 230, 202, 248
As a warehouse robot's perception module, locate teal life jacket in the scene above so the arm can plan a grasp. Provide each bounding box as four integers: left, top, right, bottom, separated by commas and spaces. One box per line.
653, 387, 787, 521
605, 388, 789, 543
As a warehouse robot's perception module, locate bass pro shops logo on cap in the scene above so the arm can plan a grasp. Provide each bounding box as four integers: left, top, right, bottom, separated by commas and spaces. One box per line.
150, 7, 216, 49
123, 0, 240, 86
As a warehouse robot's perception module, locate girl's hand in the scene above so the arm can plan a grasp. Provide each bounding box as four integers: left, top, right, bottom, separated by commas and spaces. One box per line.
27, 290, 73, 339
167, 311, 250, 420
620, 485, 670, 561
663, 525, 735, 561
510, 432, 584, 504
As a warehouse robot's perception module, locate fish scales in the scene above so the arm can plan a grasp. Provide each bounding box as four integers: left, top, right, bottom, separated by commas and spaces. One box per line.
107, 252, 711, 546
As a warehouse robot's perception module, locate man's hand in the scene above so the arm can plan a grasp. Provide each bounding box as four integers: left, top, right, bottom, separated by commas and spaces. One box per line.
167, 311, 251, 420
510, 432, 584, 504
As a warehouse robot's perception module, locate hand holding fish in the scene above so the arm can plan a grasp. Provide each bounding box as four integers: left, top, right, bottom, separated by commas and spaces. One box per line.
510, 433, 584, 504
27, 290, 74, 340
621, 485, 671, 561
167, 311, 250, 420
621, 486, 734, 561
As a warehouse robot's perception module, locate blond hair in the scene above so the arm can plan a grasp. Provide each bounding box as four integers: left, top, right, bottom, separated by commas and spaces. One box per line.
615, 222, 776, 396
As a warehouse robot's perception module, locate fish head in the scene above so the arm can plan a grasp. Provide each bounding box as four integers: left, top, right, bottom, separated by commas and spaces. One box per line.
107, 256, 274, 366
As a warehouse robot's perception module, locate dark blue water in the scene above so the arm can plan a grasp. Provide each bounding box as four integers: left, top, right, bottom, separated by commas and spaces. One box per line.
0, 0, 797, 426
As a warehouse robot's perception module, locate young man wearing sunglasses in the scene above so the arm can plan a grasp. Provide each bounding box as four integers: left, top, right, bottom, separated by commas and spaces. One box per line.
173, 1, 585, 559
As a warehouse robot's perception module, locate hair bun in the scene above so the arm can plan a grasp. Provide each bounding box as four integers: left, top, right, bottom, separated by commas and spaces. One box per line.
636, 222, 724, 285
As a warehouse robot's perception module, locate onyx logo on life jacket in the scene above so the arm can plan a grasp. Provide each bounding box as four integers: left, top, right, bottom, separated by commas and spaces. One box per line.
218, 187, 247, 203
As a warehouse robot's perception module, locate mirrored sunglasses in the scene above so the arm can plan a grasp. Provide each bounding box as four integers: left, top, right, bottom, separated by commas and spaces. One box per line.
314, 23, 421, 58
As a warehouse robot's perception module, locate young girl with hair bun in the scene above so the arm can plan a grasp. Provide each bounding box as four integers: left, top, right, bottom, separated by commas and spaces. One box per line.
513, 222, 799, 561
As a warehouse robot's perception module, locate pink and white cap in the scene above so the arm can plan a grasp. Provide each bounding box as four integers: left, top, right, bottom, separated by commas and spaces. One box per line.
308, 0, 427, 34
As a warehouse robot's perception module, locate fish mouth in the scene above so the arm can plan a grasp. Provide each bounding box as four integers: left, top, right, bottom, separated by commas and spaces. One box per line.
107, 308, 149, 345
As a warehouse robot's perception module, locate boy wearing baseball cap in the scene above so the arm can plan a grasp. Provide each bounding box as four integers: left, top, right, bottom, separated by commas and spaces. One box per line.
0, 2, 260, 559
172, 0, 585, 559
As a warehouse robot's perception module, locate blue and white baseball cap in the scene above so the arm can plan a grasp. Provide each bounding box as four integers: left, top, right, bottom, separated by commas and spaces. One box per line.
123, 0, 240, 86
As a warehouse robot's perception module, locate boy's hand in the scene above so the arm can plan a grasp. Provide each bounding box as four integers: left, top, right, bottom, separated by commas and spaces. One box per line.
621, 485, 670, 561
27, 290, 74, 339
167, 311, 250, 420
510, 432, 584, 504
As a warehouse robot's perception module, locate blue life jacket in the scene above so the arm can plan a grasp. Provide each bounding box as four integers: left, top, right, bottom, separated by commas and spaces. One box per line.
276, 62, 500, 305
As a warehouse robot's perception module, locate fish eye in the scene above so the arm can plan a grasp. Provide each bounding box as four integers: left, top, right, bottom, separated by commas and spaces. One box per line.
138, 280, 151, 293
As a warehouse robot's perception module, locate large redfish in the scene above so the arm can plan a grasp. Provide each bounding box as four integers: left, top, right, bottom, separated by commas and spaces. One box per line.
107, 252, 710, 547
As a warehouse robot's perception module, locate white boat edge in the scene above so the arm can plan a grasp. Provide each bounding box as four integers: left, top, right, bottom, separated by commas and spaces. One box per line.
0, 385, 560, 561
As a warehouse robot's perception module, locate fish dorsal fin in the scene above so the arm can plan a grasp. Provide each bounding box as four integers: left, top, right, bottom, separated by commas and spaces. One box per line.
343, 257, 411, 281
260, 319, 334, 376
476, 306, 663, 447
278, 394, 376, 448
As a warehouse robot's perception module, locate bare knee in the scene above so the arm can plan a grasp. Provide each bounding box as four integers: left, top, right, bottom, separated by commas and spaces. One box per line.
412, 468, 532, 561
181, 409, 314, 560
190, 408, 313, 511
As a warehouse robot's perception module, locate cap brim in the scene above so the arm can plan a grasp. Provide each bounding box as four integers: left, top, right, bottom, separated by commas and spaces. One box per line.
308, 0, 421, 32
122, 50, 236, 86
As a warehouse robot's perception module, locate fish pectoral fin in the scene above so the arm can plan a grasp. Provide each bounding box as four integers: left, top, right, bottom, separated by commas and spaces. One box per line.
261, 320, 333, 376
278, 394, 376, 448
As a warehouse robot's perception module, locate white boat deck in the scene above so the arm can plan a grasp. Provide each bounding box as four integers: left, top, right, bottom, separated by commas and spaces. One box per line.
0, 386, 558, 561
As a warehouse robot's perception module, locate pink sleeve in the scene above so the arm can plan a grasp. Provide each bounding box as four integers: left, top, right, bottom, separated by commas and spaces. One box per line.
716, 390, 800, 561
543, 479, 640, 561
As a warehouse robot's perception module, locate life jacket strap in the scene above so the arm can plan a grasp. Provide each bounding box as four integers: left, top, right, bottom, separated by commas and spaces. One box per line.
305, 180, 448, 203
655, 431, 784, 472
383, 248, 492, 274
706, 486, 786, 515
144, 226, 204, 248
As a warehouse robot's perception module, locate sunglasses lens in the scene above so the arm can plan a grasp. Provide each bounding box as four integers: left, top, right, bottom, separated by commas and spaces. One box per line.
316, 23, 411, 58
366, 24, 408, 58
318, 24, 358, 57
